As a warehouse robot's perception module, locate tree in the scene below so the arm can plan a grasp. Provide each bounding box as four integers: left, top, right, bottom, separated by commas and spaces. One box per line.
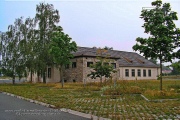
1, 17, 35, 84
149, 58, 157, 65
104, 46, 113, 50
2, 17, 26, 84
22, 17, 37, 82
133, 0, 180, 90
171, 61, 180, 75
35, 2, 60, 83
49, 26, 77, 88
87, 48, 116, 85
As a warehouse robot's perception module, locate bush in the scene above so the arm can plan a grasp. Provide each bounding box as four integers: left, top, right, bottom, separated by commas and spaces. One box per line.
144, 89, 177, 99
101, 85, 142, 95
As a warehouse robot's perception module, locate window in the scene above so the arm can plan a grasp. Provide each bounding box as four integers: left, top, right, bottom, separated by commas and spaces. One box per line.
72, 62, 76, 68
138, 69, 141, 77
47, 68, 51, 78
148, 69, 151, 77
111, 63, 116, 69
87, 62, 93, 67
65, 64, 69, 69
132, 69, 135, 77
125, 69, 129, 77
143, 69, 146, 77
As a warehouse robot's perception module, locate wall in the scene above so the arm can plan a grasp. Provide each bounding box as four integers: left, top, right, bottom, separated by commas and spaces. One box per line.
26, 72, 43, 83
118, 67, 160, 80
46, 67, 60, 83
63, 57, 84, 82
26, 57, 160, 83
82, 57, 118, 83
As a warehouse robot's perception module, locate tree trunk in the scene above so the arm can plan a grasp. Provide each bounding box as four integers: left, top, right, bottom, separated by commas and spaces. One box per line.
12, 66, 15, 84
43, 70, 46, 83
60, 66, 64, 88
30, 70, 32, 82
160, 59, 163, 91
100, 76, 102, 85
37, 71, 40, 82
12, 75, 15, 85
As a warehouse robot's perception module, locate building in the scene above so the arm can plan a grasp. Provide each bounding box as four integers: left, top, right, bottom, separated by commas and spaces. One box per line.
27, 47, 160, 83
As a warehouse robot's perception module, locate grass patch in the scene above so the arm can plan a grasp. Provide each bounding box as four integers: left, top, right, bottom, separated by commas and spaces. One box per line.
0, 80, 180, 119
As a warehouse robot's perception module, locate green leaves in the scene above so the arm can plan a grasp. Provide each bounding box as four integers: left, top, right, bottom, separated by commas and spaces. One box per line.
133, 0, 179, 62
49, 25, 77, 85
133, 0, 180, 90
87, 48, 116, 84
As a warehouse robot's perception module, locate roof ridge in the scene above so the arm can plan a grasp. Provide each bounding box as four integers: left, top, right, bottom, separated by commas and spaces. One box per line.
77, 46, 136, 53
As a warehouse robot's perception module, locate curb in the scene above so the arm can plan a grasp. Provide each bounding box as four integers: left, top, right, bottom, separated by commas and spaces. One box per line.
140, 94, 150, 102
1, 91, 110, 120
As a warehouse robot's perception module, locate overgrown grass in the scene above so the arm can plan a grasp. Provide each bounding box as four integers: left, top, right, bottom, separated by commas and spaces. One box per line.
0, 80, 180, 119
163, 75, 180, 80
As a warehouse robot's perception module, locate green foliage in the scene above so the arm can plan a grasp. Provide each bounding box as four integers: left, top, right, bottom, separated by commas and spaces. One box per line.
171, 61, 180, 75
0, 2, 65, 84
34, 2, 60, 83
133, 0, 180, 90
149, 58, 157, 64
49, 26, 77, 87
87, 48, 116, 84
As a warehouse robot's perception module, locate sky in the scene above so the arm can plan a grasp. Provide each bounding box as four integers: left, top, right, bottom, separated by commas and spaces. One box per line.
0, 0, 180, 59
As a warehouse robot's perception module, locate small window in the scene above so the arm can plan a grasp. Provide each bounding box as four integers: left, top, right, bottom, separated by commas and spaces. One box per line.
132, 69, 135, 77
87, 62, 93, 67
138, 69, 141, 77
65, 64, 69, 69
148, 69, 151, 77
47, 68, 51, 78
125, 69, 129, 77
72, 62, 76, 68
143, 69, 146, 77
111, 63, 116, 69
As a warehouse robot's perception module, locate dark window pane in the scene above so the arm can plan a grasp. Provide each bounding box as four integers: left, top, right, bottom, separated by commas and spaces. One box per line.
143, 69, 146, 77
132, 69, 135, 77
72, 62, 76, 68
47, 68, 51, 78
87, 62, 93, 67
125, 69, 129, 77
148, 69, 151, 77
138, 69, 141, 77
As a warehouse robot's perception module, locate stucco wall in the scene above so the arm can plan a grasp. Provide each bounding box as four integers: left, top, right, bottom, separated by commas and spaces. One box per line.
46, 67, 60, 83
118, 67, 160, 80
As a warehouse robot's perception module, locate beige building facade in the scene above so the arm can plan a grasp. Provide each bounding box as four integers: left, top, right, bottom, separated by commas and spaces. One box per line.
27, 47, 160, 83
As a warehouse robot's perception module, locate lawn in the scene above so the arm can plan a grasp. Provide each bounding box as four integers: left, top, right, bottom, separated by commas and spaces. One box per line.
0, 80, 180, 119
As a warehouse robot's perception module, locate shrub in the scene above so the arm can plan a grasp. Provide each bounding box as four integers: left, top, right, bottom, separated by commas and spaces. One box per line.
101, 85, 142, 95
144, 89, 177, 99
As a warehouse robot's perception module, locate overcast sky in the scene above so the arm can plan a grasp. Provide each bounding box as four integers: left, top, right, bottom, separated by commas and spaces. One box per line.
0, 0, 180, 54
